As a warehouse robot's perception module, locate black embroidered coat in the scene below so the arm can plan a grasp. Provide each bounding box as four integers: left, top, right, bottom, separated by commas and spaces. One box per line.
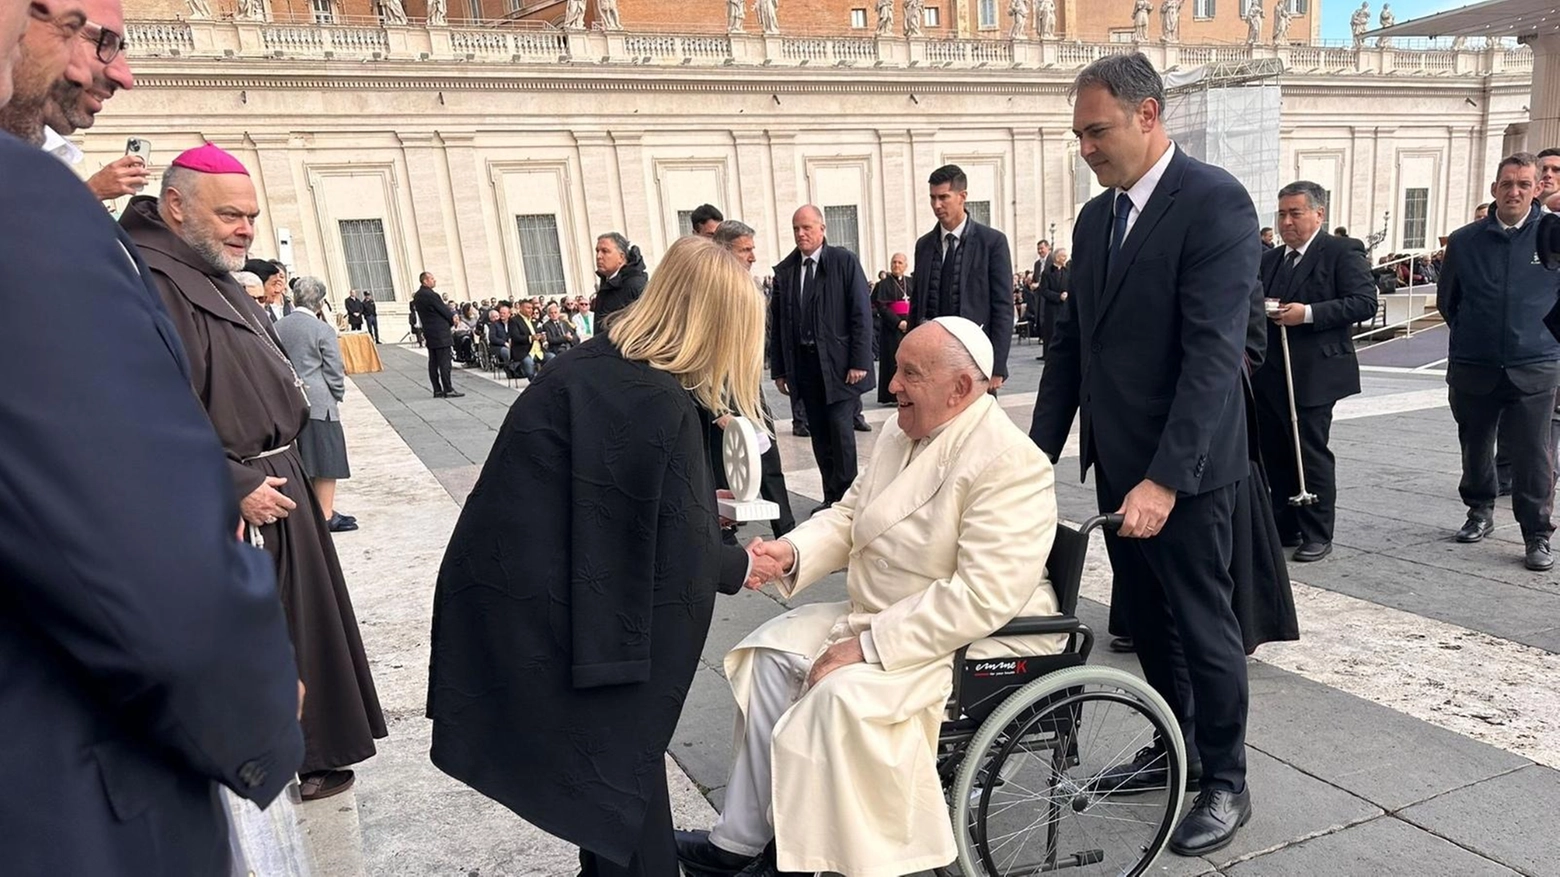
426, 337, 726, 866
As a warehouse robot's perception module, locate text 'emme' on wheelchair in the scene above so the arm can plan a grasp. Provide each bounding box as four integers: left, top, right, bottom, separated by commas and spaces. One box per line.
934, 514, 1188, 877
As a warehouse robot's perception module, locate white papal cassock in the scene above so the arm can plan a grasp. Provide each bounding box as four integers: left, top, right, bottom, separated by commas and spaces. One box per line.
719, 393, 1062, 877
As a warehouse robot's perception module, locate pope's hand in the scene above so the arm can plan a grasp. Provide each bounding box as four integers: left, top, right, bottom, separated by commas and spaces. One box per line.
806, 637, 866, 687
241, 476, 297, 527
744, 538, 793, 590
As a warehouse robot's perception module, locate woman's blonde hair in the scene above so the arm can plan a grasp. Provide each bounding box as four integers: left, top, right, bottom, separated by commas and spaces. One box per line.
609, 236, 766, 427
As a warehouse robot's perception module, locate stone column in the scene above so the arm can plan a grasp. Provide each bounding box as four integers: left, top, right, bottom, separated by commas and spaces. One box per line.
732, 132, 774, 254
438, 133, 495, 297
1525, 34, 1560, 152
247, 132, 311, 271
397, 133, 453, 281
610, 131, 652, 247
1012, 127, 1042, 253
878, 130, 914, 259
909, 127, 939, 197
768, 131, 801, 220
574, 131, 622, 237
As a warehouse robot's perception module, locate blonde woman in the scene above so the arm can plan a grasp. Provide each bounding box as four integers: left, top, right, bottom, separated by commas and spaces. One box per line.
427, 236, 777, 877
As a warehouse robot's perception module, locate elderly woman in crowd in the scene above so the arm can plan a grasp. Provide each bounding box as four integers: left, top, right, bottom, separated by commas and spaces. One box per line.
275, 276, 357, 534
235, 270, 266, 306
428, 236, 775, 876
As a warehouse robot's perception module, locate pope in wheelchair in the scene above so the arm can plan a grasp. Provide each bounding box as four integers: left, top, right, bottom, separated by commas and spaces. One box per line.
678, 317, 1066, 877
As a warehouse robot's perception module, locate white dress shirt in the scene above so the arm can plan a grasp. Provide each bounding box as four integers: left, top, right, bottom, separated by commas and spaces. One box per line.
1115, 142, 1177, 244
938, 215, 970, 257
42, 127, 83, 167
1279, 226, 1324, 324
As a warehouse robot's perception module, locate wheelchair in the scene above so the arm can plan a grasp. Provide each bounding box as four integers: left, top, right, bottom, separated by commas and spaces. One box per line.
932, 514, 1187, 877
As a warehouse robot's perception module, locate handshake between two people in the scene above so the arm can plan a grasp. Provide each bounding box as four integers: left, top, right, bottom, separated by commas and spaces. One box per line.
741, 537, 793, 591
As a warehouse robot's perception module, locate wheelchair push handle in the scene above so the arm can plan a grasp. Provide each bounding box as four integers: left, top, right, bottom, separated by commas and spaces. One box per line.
1078, 513, 1126, 536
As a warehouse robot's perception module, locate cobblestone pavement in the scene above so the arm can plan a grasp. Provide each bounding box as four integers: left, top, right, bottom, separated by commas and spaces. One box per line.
319, 341, 1558, 876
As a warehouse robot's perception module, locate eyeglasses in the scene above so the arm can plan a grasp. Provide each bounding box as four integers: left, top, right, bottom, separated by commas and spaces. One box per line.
78, 20, 125, 64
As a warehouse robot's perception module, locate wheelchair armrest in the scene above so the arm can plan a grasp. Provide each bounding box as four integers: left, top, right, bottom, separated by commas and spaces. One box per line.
989, 614, 1084, 638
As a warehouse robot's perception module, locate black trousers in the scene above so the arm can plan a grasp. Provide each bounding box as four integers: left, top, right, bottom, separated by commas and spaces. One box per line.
365, 315, 379, 342
427, 344, 454, 394
760, 441, 796, 536
1450, 377, 1556, 539
793, 348, 858, 504
1253, 391, 1337, 545
576, 763, 674, 877
1495, 388, 1560, 489
1096, 470, 1248, 792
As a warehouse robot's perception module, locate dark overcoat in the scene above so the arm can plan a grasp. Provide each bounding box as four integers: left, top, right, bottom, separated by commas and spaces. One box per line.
427, 338, 729, 866
769, 242, 875, 405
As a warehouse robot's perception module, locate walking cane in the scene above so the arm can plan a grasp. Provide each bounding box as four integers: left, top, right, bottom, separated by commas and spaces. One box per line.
1278, 323, 1319, 507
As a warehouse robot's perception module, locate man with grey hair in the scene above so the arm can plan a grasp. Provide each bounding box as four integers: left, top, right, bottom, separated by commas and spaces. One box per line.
678, 317, 1060, 876
121, 144, 387, 801
1031, 51, 1258, 855
712, 217, 797, 537
595, 230, 647, 328
1253, 180, 1376, 563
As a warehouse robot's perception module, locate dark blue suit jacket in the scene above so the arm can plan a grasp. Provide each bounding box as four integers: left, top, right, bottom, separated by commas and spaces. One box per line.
0, 134, 304, 875
770, 242, 875, 404
909, 217, 1016, 378
1031, 147, 1258, 499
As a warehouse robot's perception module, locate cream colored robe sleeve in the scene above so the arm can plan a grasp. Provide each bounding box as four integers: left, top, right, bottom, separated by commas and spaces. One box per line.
775, 455, 872, 599
867, 450, 1056, 672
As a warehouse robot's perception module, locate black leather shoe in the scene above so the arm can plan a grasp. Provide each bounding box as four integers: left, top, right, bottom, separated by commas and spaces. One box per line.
327, 513, 359, 533
1090, 745, 1201, 796
853, 418, 872, 432
334, 512, 357, 524
792, 424, 810, 438
1107, 636, 1135, 653
1456, 515, 1494, 543
1526, 537, 1553, 571
675, 830, 755, 875
444, 390, 465, 398
433, 390, 446, 398
1169, 787, 1253, 857
1292, 541, 1332, 563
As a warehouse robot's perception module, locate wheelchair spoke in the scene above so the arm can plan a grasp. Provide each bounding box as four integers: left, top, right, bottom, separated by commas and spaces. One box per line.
963, 683, 1182, 877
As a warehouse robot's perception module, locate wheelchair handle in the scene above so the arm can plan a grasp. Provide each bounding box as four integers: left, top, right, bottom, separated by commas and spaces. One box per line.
1078, 513, 1125, 536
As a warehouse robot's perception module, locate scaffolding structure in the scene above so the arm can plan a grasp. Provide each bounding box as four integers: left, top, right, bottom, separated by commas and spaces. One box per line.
1164, 58, 1284, 218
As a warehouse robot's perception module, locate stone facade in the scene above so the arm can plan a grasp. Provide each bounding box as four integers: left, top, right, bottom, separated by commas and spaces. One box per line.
146, 0, 1315, 43
92, 17, 1532, 310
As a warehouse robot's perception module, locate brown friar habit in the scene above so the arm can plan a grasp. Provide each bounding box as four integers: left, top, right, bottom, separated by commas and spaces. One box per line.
121, 196, 386, 773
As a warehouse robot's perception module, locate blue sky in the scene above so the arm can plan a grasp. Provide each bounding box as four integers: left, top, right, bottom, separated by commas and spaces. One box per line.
1319, 0, 1468, 41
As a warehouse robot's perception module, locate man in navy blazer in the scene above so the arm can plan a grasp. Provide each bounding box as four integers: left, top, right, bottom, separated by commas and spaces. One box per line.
909, 164, 1016, 388
770, 205, 874, 507
0, 131, 304, 876
1030, 52, 1258, 856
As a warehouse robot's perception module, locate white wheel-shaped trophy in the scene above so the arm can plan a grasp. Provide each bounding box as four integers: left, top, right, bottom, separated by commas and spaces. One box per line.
718, 416, 780, 522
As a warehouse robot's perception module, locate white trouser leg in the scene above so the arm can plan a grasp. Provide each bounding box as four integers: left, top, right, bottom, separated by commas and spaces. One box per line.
709, 647, 808, 857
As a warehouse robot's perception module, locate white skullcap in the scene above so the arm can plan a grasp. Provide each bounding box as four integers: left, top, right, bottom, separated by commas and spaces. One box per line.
931, 316, 993, 380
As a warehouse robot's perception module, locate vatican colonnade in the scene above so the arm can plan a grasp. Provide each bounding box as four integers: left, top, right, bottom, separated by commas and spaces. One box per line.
87, 9, 1534, 311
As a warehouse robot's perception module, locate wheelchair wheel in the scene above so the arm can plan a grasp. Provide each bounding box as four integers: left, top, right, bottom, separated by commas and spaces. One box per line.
947, 666, 1186, 877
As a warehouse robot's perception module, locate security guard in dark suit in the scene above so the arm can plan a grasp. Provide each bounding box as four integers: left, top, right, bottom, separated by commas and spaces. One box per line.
1253, 181, 1378, 562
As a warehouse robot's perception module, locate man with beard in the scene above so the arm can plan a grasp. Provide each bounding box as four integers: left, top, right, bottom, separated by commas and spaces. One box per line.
0, 0, 90, 144
121, 144, 387, 802
39, 0, 147, 200
1, 3, 306, 871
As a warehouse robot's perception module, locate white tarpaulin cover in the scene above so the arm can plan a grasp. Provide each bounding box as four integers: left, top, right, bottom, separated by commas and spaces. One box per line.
1165, 80, 1282, 221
